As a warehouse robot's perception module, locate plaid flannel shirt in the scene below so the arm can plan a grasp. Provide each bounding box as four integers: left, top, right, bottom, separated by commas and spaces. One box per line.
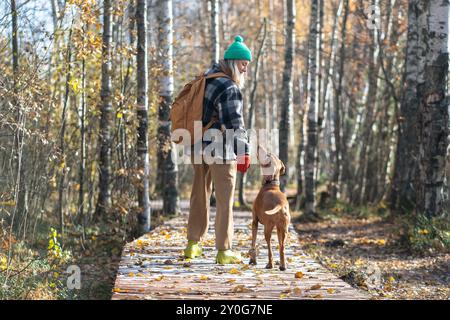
199, 63, 249, 160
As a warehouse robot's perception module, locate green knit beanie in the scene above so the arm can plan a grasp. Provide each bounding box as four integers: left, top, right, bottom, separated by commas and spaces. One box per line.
224, 35, 252, 61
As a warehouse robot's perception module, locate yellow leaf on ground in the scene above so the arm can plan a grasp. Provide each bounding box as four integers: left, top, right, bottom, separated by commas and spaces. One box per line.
226, 279, 236, 283
295, 271, 304, 279
200, 275, 209, 280
128, 272, 135, 277
327, 288, 335, 294
229, 268, 240, 274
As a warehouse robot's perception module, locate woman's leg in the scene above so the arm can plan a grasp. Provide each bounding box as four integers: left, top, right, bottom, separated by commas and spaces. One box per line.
187, 157, 212, 242
210, 161, 237, 250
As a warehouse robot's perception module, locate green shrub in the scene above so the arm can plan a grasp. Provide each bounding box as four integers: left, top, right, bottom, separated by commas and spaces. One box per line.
404, 214, 450, 253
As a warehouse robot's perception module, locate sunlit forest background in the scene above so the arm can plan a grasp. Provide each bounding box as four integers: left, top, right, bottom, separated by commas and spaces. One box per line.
0, 0, 448, 299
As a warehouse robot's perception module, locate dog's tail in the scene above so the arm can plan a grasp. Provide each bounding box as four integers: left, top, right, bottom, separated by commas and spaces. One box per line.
265, 205, 283, 215
265, 204, 289, 215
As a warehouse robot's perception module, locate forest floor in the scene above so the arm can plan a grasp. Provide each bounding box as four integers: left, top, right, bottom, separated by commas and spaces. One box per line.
2, 193, 448, 300
71, 212, 173, 299
294, 215, 450, 299
85, 191, 449, 300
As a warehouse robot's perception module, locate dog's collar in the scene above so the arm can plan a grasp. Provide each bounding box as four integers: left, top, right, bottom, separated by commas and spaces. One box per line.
263, 179, 280, 186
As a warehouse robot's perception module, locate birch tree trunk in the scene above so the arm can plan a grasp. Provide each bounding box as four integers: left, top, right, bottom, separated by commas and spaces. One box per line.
315, 0, 324, 183
157, 0, 180, 216
295, 75, 305, 210
390, 0, 420, 213
95, 0, 113, 221
135, 0, 151, 233
57, 25, 73, 238
210, 0, 220, 66
238, 19, 267, 207
279, 0, 295, 192
329, 0, 349, 201
11, 0, 27, 236
415, 0, 449, 218
77, 57, 86, 225
269, 0, 279, 154
304, 0, 319, 218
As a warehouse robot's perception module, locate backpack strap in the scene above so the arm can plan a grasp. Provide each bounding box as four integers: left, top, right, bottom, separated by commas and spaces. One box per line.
204, 72, 231, 80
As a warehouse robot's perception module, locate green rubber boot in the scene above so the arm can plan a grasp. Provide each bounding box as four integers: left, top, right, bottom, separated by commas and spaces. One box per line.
216, 250, 242, 264
184, 240, 203, 259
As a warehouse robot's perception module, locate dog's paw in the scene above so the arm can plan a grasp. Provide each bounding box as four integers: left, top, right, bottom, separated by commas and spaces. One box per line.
279, 265, 286, 271
265, 262, 274, 269
249, 259, 257, 265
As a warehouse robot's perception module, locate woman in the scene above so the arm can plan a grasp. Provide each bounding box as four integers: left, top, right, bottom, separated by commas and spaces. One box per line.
184, 35, 252, 264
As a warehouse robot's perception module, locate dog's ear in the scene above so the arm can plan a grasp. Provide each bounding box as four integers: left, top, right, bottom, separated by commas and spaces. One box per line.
258, 145, 271, 167
280, 161, 286, 176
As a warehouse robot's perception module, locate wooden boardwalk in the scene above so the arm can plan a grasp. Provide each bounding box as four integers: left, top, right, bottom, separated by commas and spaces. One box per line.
112, 203, 369, 300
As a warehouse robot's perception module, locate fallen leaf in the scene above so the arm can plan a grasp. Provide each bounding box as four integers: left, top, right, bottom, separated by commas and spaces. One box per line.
295, 271, 304, 279
229, 268, 241, 275
310, 284, 322, 290
232, 285, 253, 293
327, 288, 335, 294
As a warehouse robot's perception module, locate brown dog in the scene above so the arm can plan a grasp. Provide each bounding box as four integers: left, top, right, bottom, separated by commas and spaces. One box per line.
249, 146, 291, 271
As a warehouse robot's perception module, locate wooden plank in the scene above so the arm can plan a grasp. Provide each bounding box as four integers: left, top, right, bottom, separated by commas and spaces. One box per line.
112, 205, 369, 300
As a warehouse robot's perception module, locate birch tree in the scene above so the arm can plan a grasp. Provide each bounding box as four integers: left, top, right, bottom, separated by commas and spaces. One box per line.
157, 0, 179, 216
95, 0, 113, 220
210, 0, 220, 66
415, 0, 449, 218
390, 0, 421, 213
304, 0, 319, 219
279, 0, 295, 192
135, 0, 151, 233
330, 0, 349, 200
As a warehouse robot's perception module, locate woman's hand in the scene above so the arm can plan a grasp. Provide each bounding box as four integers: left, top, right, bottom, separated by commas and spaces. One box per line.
237, 154, 250, 173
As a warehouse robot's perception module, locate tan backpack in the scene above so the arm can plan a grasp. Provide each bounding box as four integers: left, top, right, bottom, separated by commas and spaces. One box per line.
170, 72, 230, 145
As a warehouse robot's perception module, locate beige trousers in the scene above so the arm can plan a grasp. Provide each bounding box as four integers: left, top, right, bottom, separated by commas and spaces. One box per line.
187, 156, 237, 250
